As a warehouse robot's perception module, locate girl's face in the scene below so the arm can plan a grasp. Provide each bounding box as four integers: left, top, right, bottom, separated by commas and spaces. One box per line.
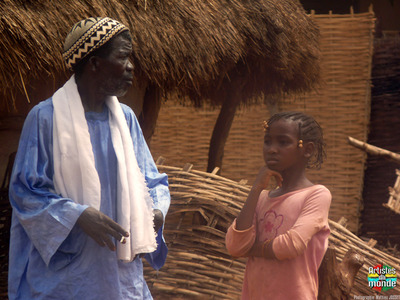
263, 119, 307, 173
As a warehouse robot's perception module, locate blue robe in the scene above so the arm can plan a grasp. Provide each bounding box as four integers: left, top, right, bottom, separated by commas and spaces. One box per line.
8, 98, 170, 300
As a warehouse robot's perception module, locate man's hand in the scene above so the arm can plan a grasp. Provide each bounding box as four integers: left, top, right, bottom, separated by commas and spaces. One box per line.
132, 209, 164, 260
77, 207, 129, 251
153, 209, 164, 233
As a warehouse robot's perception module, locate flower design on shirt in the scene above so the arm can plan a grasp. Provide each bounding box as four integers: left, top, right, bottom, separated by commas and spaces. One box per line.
259, 210, 283, 240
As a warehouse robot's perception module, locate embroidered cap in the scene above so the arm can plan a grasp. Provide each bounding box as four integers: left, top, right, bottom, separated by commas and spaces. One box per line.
63, 17, 129, 70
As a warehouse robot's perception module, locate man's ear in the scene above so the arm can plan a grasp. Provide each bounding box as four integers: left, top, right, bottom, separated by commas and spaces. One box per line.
88, 56, 100, 71
304, 141, 315, 159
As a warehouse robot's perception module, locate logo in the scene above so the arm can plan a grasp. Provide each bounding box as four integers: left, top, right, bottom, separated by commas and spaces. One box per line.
367, 264, 397, 291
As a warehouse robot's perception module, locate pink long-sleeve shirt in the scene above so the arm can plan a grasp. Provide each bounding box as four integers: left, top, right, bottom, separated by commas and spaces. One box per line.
226, 185, 331, 300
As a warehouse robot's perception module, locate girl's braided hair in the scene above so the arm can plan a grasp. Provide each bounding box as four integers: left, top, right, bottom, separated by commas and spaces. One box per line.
267, 111, 326, 169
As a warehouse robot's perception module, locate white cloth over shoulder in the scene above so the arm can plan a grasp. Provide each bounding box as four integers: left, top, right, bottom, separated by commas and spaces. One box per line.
52, 75, 156, 261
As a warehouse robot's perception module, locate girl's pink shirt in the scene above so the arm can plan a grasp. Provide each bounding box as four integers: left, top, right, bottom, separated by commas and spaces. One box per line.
226, 185, 331, 300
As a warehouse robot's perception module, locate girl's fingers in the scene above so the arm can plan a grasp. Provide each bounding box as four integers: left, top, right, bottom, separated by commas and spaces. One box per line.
269, 170, 283, 181
274, 173, 283, 186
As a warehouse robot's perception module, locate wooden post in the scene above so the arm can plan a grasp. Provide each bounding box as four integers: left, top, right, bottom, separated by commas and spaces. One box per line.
318, 246, 365, 299
139, 84, 162, 144
206, 91, 241, 174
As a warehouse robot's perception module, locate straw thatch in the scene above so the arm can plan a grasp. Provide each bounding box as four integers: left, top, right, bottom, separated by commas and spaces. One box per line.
143, 162, 400, 299
0, 0, 320, 115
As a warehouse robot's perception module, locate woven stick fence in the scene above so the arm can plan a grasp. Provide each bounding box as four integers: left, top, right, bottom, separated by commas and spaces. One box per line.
144, 162, 248, 299
348, 136, 400, 215
144, 163, 400, 299
386, 169, 400, 214
329, 218, 400, 297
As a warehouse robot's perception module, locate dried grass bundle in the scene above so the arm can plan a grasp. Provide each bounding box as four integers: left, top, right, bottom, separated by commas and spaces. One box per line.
1, 0, 320, 114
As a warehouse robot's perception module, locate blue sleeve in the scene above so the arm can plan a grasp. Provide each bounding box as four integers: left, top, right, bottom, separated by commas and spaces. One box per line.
122, 104, 171, 270
9, 100, 87, 267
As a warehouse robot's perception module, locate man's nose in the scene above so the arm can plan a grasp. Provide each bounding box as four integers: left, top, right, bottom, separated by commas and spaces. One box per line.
127, 60, 134, 72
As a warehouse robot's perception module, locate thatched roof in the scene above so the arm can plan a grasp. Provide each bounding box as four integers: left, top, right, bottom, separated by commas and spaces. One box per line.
0, 0, 320, 114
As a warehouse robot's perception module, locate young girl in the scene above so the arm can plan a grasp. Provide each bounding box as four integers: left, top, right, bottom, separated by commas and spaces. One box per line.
226, 111, 331, 300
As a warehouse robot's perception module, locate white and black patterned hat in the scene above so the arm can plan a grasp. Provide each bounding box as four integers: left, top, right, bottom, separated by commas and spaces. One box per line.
63, 17, 129, 70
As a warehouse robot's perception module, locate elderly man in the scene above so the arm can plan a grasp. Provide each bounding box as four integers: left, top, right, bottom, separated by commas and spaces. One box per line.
8, 17, 170, 299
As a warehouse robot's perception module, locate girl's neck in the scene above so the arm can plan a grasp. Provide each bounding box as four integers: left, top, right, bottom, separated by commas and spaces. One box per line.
281, 177, 313, 193
271, 169, 313, 197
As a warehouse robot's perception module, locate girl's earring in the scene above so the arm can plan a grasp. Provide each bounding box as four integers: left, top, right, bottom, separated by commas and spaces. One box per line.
298, 140, 303, 148
263, 121, 268, 132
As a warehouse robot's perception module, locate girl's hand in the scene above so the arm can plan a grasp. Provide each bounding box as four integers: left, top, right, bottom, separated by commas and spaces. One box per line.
246, 240, 277, 260
253, 166, 283, 190
236, 167, 282, 231
246, 241, 263, 257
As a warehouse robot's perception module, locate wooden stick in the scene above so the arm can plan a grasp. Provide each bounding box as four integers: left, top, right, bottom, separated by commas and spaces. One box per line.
347, 136, 400, 164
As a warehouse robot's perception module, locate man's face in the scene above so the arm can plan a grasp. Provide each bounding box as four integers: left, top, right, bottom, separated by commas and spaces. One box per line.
95, 34, 134, 97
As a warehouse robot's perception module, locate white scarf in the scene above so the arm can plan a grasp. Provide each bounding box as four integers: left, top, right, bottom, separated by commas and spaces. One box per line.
52, 75, 156, 262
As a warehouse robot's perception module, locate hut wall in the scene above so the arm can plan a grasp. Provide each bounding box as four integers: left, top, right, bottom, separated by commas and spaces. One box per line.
0, 72, 66, 182
150, 11, 375, 233
361, 37, 400, 246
